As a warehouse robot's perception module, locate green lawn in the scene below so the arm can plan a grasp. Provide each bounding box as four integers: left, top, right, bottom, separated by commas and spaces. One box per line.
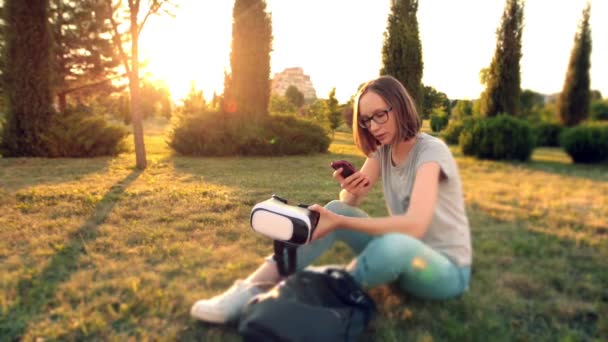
0, 119, 606, 341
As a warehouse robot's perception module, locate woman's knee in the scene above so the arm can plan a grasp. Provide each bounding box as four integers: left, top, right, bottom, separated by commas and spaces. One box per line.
324, 200, 369, 218
365, 233, 421, 261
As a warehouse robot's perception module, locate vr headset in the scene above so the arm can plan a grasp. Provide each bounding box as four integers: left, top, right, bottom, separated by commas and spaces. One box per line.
250, 195, 320, 275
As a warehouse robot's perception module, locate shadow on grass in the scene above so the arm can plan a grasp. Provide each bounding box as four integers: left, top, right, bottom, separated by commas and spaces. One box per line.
0, 157, 114, 191
0, 170, 142, 340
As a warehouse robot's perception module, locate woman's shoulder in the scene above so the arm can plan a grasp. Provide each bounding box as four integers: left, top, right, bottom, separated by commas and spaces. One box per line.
417, 133, 450, 154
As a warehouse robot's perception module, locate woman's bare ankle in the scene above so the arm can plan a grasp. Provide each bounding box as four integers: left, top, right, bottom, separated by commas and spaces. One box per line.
245, 258, 281, 285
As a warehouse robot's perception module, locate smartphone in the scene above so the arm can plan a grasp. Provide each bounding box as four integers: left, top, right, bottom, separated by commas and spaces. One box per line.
330, 160, 356, 178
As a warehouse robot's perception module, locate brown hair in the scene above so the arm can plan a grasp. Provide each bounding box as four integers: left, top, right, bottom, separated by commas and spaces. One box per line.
352, 75, 421, 156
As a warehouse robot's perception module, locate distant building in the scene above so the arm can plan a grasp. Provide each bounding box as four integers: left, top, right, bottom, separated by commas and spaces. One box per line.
271, 67, 317, 100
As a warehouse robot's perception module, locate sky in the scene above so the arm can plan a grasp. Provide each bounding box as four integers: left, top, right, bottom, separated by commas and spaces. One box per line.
140, 0, 607, 103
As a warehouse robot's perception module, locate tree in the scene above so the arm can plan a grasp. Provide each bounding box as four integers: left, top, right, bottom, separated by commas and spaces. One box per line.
181, 81, 207, 115
519, 89, 546, 119
451, 100, 473, 121
105, 0, 173, 169
1, 0, 54, 157
50, 0, 121, 112
326, 88, 341, 136
422, 86, 448, 119
285, 85, 304, 109
558, 4, 592, 127
380, 0, 423, 110
479, 0, 524, 117
229, 0, 272, 118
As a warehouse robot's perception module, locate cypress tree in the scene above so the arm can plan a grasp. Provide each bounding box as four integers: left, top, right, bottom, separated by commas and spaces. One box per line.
1, 0, 54, 156
479, 0, 524, 117
558, 4, 592, 127
380, 0, 424, 110
229, 0, 272, 118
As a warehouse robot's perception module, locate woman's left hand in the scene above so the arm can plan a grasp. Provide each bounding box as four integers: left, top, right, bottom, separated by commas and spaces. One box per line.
308, 204, 341, 241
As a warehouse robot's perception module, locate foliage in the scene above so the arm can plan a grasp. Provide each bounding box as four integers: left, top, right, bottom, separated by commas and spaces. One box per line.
590, 99, 608, 121
138, 79, 172, 119
229, 0, 273, 118
479, 0, 524, 117
326, 88, 342, 135
558, 4, 592, 127
460, 115, 534, 161
50, 0, 120, 111
422, 86, 449, 119
519, 89, 546, 121
269, 94, 296, 115
380, 0, 423, 109
560, 123, 608, 163
441, 118, 471, 145
179, 82, 206, 116
430, 112, 449, 133
451, 100, 473, 121
169, 112, 330, 156
1, 0, 55, 157
285, 85, 305, 109
532, 122, 564, 147
43, 105, 129, 157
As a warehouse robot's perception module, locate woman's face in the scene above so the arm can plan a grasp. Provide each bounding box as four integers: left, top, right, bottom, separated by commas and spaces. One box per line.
358, 91, 396, 146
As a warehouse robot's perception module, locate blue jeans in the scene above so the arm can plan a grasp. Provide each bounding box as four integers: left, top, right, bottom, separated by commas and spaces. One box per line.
296, 200, 471, 300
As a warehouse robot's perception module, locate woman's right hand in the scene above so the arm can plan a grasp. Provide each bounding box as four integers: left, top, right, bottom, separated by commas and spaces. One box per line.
333, 168, 371, 197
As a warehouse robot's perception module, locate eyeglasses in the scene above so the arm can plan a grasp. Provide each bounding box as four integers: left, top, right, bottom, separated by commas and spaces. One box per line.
358, 106, 391, 129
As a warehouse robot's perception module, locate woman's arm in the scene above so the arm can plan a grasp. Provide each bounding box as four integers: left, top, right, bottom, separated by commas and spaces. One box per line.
337, 157, 381, 207
312, 162, 441, 240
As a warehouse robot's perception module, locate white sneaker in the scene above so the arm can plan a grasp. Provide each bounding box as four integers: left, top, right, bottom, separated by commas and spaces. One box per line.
190, 280, 269, 324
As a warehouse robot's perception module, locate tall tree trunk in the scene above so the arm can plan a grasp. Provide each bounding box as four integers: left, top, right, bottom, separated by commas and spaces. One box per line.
129, 6, 147, 169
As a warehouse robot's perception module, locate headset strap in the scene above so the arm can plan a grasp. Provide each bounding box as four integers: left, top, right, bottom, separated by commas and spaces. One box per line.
273, 240, 297, 276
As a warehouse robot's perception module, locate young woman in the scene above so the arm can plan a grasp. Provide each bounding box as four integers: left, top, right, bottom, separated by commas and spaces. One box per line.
191, 75, 472, 324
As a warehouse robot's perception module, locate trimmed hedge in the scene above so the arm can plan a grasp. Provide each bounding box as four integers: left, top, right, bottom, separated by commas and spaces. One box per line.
560, 123, 608, 163
45, 107, 129, 157
169, 112, 330, 156
460, 115, 534, 161
532, 122, 564, 147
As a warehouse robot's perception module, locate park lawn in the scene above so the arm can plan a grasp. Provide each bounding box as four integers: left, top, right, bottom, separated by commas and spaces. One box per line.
0, 118, 607, 341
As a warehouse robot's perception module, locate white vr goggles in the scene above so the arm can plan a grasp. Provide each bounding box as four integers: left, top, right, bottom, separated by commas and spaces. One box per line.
250, 195, 319, 246
250, 195, 320, 276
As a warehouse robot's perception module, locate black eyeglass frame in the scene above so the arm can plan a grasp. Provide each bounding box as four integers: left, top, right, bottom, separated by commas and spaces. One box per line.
358, 106, 392, 129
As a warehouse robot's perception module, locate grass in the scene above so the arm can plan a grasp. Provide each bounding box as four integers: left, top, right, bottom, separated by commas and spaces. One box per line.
0, 117, 607, 341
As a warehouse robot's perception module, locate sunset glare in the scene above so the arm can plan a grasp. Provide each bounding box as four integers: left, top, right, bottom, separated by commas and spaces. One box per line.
139, 0, 608, 104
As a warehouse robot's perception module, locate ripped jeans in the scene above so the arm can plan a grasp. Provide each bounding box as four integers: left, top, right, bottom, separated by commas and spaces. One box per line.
295, 200, 471, 300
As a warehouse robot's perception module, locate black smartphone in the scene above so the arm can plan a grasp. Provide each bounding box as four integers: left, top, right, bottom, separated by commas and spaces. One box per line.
330, 160, 356, 178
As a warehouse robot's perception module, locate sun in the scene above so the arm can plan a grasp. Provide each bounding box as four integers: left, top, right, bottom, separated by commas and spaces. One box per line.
138, 3, 233, 103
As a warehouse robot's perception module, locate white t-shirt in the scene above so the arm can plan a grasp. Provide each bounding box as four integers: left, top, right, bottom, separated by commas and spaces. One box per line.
375, 133, 472, 266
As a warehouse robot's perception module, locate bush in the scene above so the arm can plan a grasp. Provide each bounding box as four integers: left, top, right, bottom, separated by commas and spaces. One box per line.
430, 113, 449, 132
441, 117, 476, 145
560, 123, 608, 163
460, 115, 534, 161
532, 122, 564, 147
590, 100, 608, 121
44, 107, 129, 157
169, 112, 330, 156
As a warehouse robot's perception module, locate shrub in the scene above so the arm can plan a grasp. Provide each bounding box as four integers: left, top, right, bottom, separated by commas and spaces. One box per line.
45, 107, 129, 157
560, 123, 608, 163
441, 117, 476, 145
169, 112, 330, 156
460, 115, 534, 161
590, 100, 608, 121
532, 122, 564, 147
430, 113, 449, 132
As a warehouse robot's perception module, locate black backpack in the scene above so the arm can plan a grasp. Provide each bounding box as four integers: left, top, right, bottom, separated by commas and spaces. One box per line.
238, 268, 376, 342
